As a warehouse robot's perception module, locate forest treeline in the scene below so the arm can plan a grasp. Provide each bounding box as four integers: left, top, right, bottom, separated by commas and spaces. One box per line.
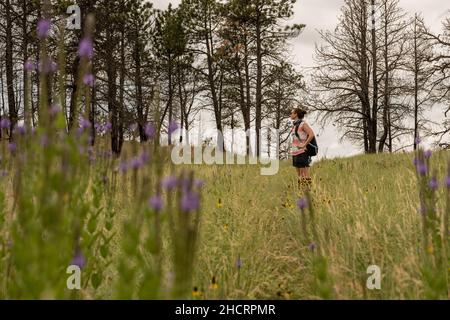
0, 0, 449, 156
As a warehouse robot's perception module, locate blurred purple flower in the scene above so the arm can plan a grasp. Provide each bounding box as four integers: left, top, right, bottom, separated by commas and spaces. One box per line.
130, 157, 143, 169
0, 118, 11, 129
80, 118, 91, 130
297, 197, 308, 210
40, 134, 49, 147
194, 179, 205, 189
428, 177, 439, 190
162, 176, 178, 190
83, 73, 95, 87
49, 104, 60, 116
24, 60, 36, 72
145, 122, 156, 139
0, 170, 7, 178
76, 127, 84, 137
78, 37, 94, 60
417, 163, 428, 176
180, 176, 191, 192
424, 150, 432, 159
446, 176, 450, 188
181, 191, 200, 212
413, 157, 419, 167
104, 122, 112, 132
70, 248, 86, 269
140, 151, 151, 164
15, 124, 26, 136
37, 19, 51, 38
308, 242, 317, 252
415, 137, 422, 145
38, 58, 58, 74
94, 122, 102, 131
7, 143, 17, 153
119, 162, 128, 173
149, 194, 163, 211
168, 121, 179, 135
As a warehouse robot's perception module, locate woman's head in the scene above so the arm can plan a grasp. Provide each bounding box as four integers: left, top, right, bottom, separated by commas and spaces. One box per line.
290, 107, 307, 120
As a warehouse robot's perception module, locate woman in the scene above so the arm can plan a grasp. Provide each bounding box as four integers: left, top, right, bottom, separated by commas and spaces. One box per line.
290, 107, 315, 191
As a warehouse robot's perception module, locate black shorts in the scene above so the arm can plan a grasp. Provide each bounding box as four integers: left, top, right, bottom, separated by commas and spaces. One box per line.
292, 152, 311, 168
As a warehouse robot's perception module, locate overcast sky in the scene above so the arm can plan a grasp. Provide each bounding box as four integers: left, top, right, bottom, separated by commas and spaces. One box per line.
152, 0, 449, 159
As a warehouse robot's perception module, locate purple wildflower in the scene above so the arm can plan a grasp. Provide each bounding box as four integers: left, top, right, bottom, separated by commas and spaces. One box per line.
83, 73, 95, 87
445, 176, 450, 188
162, 176, 178, 190
78, 37, 94, 60
149, 195, 163, 211
194, 179, 205, 189
40, 134, 49, 147
415, 137, 422, 145
76, 127, 84, 137
70, 249, 86, 269
181, 191, 200, 212
424, 150, 432, 159
49, 104, 60, 116
139, 151, 151, 164
119, 162, 128, 173
94, 122, 102, 131
24, 60, 36, 72
308, 242, 317, 252
145, 122, 156, 139
168, 121, 179, 135
0, 170, 7, 178
38, 58, 58, 74
80, 118, 91, 130
428, 177, 439, 191
0, 118, 11, 129
15, 124, 26, 136
417, 163, 428, 176
37, 19, 51, 39
129, 157, 143, 169
297, 197, 308, 210
104, 122, 112, 132
180, 176, 191, 192
7, 143, 17, 153
413, 157, 419, 167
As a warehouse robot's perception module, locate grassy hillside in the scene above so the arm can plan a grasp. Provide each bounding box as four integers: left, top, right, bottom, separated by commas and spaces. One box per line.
187, 150, 449, 299
0, 135, 448, 299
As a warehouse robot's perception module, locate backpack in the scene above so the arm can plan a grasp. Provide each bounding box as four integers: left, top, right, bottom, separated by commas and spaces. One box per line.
293, 121, 318, 157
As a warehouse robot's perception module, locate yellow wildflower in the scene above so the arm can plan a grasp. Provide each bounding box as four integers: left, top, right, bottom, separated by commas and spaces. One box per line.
210, 276, 219, 290
192, 286, 202, 297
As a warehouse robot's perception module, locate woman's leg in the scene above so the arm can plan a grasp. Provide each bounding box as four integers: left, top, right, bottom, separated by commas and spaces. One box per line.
299, 167, 312, 191
299, 167, 309, 178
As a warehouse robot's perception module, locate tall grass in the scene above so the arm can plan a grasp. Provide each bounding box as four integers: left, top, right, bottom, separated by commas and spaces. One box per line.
0, 3, 449, 300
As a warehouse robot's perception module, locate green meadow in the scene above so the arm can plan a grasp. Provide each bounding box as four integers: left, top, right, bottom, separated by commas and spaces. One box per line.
2, 137, 447, 299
